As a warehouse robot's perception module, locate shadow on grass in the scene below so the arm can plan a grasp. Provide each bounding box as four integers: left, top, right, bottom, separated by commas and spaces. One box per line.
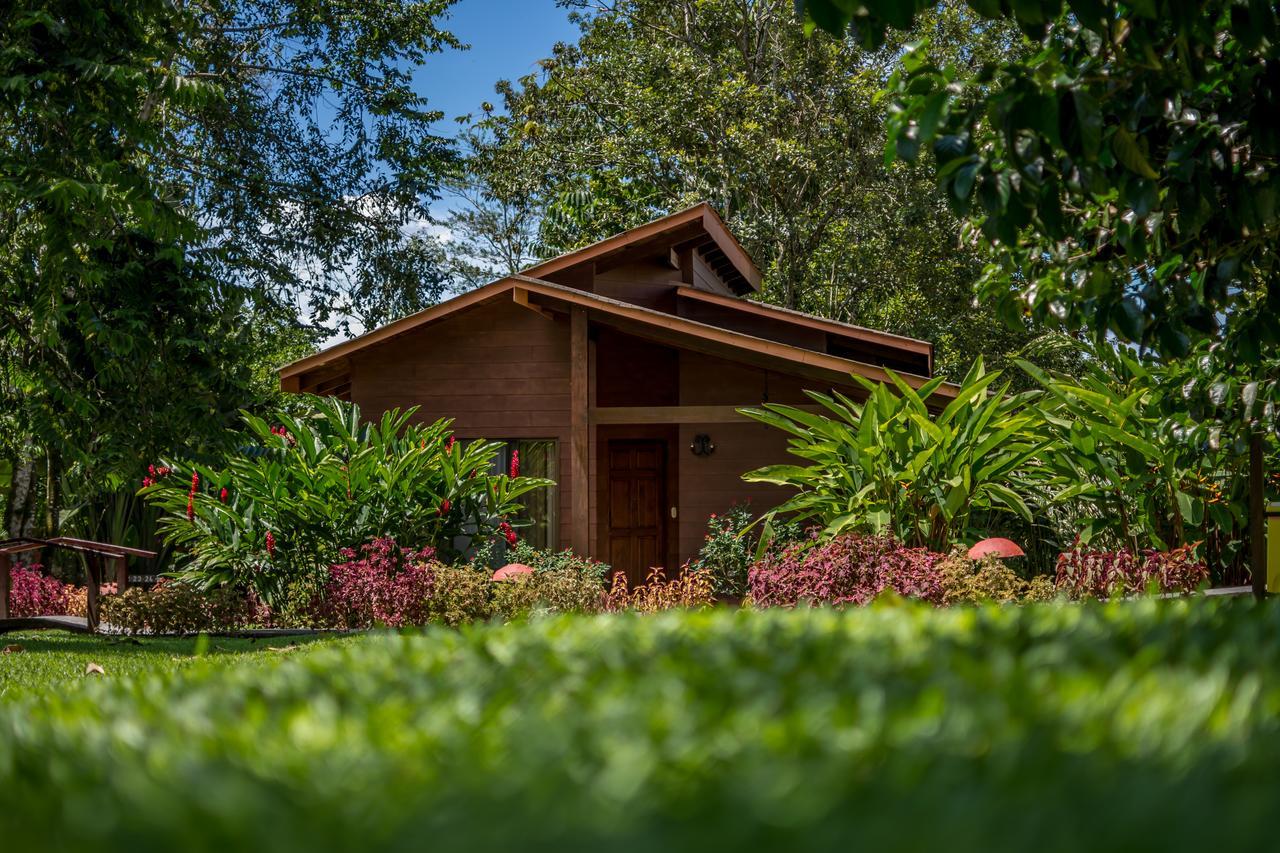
4, 630, 333, 659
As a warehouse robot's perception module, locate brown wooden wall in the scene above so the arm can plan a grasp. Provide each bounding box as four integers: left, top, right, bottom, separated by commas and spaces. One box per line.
593, 260, 678, 311
345, 298, 577, 549
334, 296, 869, 568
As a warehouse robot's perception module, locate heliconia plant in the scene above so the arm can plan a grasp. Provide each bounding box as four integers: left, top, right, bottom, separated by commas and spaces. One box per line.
741, 359, 1050, 552
141, 396, 552, 606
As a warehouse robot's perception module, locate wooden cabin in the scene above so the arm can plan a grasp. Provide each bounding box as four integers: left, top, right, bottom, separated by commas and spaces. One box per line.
279, 203, 948, 582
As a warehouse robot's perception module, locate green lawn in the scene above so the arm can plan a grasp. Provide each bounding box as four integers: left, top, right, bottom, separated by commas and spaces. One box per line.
0, 630, 348, 697
1, 600, 1278, 852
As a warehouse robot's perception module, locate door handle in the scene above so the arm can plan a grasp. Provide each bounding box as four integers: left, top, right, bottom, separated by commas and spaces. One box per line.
670, 506, 678, 519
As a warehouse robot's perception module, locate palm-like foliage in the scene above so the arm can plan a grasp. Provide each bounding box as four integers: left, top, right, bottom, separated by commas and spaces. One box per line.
742, 360, 1048, 551
142, 396, 551, 604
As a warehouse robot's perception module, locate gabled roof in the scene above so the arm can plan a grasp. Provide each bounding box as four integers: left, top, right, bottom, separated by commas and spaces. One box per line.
522, 201, 762, 293
280, 275, 957, 399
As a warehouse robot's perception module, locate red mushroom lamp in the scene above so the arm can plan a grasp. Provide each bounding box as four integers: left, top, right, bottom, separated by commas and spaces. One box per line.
492, 563, 534, 581
967, 538, 1025, 560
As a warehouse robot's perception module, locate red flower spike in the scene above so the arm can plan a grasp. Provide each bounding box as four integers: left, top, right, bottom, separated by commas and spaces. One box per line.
186, 497, 195, 522
265, 531, 276, 556
509, 450, 520, 478
498, 520, 517, 546
438, 498, 451, 516
219, 487, 228, 503
445, 436, 455, 453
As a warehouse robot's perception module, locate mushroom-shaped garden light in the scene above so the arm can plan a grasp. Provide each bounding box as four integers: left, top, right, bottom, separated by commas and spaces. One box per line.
967, 538, 1025, 560
492, 563, 535, 581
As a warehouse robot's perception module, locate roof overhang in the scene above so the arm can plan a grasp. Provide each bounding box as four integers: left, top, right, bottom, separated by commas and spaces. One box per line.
521, 202, 762, 293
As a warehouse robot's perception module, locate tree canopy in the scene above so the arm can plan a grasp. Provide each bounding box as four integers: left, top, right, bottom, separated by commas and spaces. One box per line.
458, 0, 1049, 378
1, 0, 462, 539
800, 0, 1280, 443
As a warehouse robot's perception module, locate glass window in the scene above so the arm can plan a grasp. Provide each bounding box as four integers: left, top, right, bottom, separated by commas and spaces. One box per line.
494, 439, 558, 551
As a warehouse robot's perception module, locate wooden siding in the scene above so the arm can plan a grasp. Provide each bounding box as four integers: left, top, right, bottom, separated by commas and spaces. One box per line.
691, 250, 734, 296
676, 422, 793, 560
673, 349, 865, 564
677, 298, 827, 352
347, 298, 576, 549
593, 259, 679, 312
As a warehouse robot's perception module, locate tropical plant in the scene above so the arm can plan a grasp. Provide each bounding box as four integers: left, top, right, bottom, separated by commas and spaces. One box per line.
302, 539, 438, 631
490, 570, 607, 622
99, 582, 253, 636
742, 359, 1049, 550
1055, 544, 1210, 600
141, 396, 552, 605
5, 565, 75, 618
504, 541, 611, 585
937, 548, 1056, 606
1018, 346, 1238, 551
683, 504, 803, 599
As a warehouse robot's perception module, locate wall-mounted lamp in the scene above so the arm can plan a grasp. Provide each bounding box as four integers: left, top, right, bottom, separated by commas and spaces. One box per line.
690, 433, 716, 457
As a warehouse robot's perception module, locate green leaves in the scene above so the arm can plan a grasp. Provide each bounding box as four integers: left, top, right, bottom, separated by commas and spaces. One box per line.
802, 0, 1280, 443
743, 358, 1048, 550
142, 396, 552, 605
1016, 342, 1236, 551
5, 601, 1280, 851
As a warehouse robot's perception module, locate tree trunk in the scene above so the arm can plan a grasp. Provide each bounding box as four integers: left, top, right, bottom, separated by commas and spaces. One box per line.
44, 447, 60, 538
3, 445, 38, 540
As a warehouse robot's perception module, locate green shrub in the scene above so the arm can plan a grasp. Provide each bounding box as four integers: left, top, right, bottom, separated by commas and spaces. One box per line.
490, 570, 606, 621
100, 582, 252, 635
2, 601, 1280, 851
937, 549, 1052, 605
1018, 346, 1238, 551
684, 504, 756, 598
422, 566, 493, 627
142, 396, 552, 606
505, 541, 610, 584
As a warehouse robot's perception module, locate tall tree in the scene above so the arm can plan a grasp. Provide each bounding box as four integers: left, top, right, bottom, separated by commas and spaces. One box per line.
0, 0, 463, 540
459, 0, 1043, 378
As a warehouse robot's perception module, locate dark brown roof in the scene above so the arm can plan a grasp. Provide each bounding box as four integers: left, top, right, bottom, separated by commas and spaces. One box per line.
521, 201, 762, 293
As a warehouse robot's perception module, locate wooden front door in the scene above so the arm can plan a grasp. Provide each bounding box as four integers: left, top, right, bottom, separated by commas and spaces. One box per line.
606, 439, 667, 585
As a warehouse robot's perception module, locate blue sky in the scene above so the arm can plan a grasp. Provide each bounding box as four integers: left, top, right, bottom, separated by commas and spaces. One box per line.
420, 0, 580, 130
413, 0, 580, 223
319, 1, 581, 337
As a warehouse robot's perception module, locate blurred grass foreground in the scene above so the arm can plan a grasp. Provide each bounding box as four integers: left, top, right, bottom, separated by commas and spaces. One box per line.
2, 599, 1279, 852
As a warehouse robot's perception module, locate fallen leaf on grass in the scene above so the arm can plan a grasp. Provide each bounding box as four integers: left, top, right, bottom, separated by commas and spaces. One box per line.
84, 662, 105, 676
267, 645, 300, 653
2, 644, 23, 654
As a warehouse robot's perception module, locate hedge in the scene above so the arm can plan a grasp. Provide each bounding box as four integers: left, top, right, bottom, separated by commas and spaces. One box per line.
2, 599, 1279, 852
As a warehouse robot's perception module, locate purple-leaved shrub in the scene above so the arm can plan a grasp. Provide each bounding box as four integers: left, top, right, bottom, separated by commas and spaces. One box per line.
748, 534, 945, 608
6, 565, 75, 617
1055, 544, 1209, 599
